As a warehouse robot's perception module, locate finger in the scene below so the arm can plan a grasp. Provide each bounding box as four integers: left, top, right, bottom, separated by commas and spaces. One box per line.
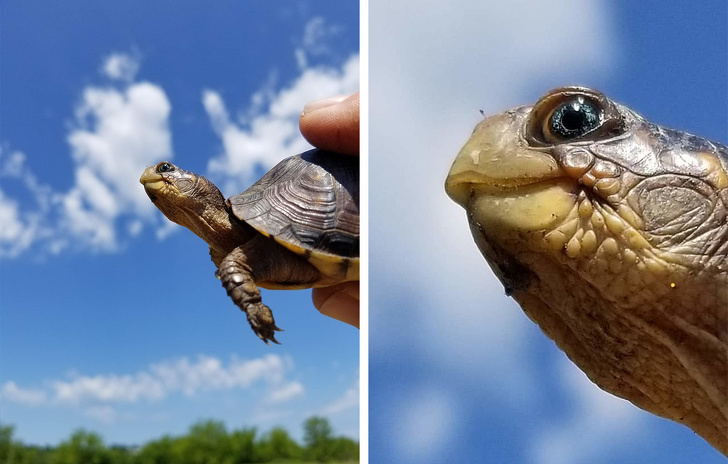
299, 92, 360, 156
312, 282, 360, 328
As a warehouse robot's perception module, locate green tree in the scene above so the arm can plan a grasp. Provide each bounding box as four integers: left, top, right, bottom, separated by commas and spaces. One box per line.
106, 445, 133, 464
302, 417, 333, 462
228, 428, 257, 463
51, 429, 110, 464
329, 437, 359, 461
172, 419, 233, 464
256, 427, 301, 461
0, 425, 14, 463
135, 436, 176, 464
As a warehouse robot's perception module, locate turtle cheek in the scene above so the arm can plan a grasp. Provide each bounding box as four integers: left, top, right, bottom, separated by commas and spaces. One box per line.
175, 177, 192, 191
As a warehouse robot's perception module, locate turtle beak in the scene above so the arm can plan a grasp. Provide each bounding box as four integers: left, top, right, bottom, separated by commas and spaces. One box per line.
445, 110, 561, 207
140, 166, 162, 185
140, 166, 165, 202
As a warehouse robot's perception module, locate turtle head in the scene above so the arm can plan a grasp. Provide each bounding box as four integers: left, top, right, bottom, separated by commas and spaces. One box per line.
140, 161, 242, 249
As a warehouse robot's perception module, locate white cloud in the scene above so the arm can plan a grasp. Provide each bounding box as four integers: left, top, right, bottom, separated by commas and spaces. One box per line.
0, 381, 47, 406
319, 380, 358, 416
391, 387, 459, 462
295, 17, 342, 70
0, 189, 41, 258
0, 53, 174, 257
2, 353, 304, 425
84, 405, 118, 423
267, 381, 305, 404
53, 370, 165, 404
203, 26, 358, 194
101, 52, 141, 83
0, 150, 52, 257
60, 77, 172, 252
45, 354, 293, 405
531, 357, 645, 464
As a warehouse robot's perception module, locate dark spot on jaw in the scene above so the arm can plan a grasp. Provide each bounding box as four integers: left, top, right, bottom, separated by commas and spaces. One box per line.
468, 218, 534, 296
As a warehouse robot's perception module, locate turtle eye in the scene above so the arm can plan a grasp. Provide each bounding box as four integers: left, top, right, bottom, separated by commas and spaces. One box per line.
527, 88, 625, 146
547, 97, 601, 140
157, 162, 174, 173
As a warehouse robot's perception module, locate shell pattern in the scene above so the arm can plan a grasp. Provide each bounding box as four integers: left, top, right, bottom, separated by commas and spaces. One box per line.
229, 149, 360, 260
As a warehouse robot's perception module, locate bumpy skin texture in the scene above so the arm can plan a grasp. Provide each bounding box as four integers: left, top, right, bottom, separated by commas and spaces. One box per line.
140, 149, 359, 344
446, 87, 728, 454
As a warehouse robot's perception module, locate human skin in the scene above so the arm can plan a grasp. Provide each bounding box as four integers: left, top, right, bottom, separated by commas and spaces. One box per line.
299, 92, 360, 328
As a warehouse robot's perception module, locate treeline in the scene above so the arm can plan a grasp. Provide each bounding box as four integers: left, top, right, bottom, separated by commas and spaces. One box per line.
0, 416, 358, 464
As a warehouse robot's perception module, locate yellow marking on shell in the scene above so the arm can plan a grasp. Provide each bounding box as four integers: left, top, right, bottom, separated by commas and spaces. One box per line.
268, 235, 359, 280
253, 227, 358, 283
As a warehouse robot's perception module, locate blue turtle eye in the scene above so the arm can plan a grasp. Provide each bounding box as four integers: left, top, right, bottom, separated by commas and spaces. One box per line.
549, 97, 600, 140
157, 162, 174, 173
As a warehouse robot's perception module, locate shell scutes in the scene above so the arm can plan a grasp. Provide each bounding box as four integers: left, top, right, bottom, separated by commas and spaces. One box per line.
229, 149, 360, 260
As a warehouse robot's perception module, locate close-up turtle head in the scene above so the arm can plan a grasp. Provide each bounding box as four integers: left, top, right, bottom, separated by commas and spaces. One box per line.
140, 161, 242, 252
446, 86, 728, 453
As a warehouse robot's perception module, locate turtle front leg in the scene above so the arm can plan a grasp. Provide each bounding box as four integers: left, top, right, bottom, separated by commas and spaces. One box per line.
218, 246, 282, 344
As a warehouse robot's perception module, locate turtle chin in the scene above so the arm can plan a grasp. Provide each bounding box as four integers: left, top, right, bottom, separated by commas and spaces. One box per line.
467, 180, 578, 235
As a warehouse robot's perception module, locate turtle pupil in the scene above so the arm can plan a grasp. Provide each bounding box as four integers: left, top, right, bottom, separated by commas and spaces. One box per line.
550, 97, 600, 139
158, 162, 173, 173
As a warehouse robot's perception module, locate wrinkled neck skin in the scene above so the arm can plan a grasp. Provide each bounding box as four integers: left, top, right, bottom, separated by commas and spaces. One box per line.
159, 176, 253, 255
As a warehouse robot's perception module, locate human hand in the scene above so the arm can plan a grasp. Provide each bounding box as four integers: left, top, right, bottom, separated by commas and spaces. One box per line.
299, 92, 360, 329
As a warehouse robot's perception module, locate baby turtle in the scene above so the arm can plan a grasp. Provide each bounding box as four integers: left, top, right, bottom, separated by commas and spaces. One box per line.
446, 87, 727, 453
141, 149, 359, 344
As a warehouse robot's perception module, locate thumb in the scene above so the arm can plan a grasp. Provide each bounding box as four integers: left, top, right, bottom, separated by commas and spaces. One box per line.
299, 92, 360, 156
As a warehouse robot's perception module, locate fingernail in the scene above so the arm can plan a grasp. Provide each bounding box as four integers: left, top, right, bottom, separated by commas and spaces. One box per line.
302, 95, 349, 116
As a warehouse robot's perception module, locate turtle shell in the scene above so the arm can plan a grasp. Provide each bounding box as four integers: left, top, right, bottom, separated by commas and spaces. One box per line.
229, 149, 359, 270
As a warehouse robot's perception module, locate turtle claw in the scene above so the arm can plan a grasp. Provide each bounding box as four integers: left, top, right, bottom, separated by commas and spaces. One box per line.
246, 302, 282, 345
254, 325, 282, 345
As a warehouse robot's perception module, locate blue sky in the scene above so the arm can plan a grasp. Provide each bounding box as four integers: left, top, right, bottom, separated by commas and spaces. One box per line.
1, 1, 359, 446
370, 0, 726, 463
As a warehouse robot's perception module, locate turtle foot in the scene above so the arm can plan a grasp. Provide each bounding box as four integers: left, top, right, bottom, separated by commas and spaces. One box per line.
247, 302, 283, 345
